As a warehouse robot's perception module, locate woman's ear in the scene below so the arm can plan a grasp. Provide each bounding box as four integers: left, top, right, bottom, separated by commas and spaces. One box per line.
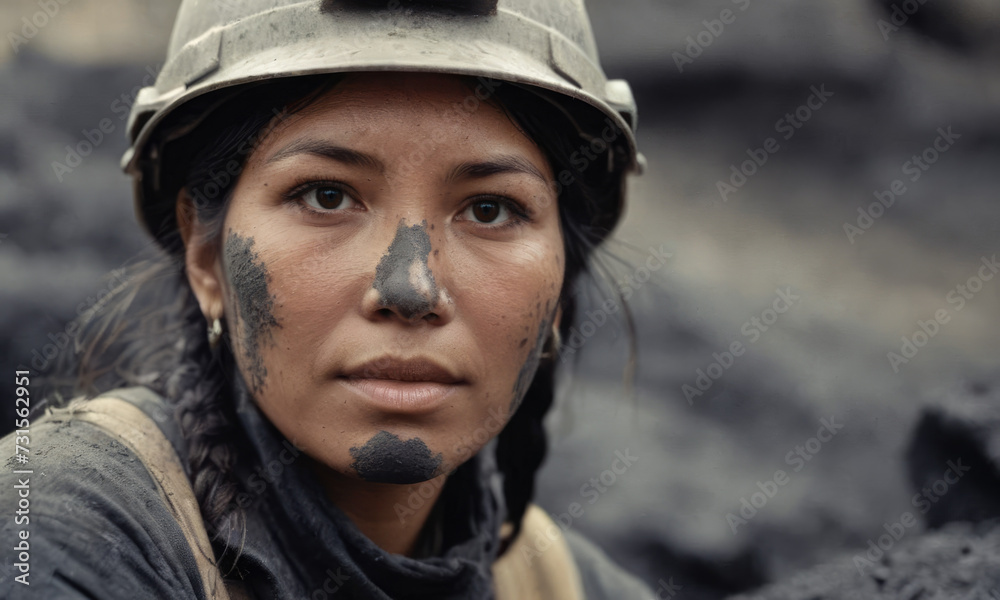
544, 303, 563, 360
176, 190, 226, 321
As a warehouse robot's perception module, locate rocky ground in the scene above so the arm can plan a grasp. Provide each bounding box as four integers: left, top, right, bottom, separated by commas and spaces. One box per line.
2, 0, 999, 597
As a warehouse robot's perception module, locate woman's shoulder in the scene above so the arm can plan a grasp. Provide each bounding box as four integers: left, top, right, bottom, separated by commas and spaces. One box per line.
0, 387, 204, 599
562, 528, 657, 600
495, 505, 655, 600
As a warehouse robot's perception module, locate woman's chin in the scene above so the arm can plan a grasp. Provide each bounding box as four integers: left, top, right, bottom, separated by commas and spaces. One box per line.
347, 428, 444, 483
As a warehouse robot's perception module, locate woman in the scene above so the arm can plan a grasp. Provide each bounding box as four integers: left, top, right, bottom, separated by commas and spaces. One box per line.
2, 0, 649, 598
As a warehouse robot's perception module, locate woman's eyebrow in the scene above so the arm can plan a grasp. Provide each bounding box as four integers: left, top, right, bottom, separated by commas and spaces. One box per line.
264, 139, 384, 172
446, 155, 549, 184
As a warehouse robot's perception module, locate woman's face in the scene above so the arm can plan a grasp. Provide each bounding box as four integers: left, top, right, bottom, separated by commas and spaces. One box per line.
188, 73, 564, 484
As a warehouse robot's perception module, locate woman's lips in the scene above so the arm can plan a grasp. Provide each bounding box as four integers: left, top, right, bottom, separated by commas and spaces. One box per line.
338, 378, 461, 412
338, 356, 465, 412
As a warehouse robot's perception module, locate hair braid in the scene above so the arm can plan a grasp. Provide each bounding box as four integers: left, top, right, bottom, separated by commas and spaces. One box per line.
170, 342, 244, 544
496, 296, 578, 542
495, 363, 555, 540
46, 252, 249, 558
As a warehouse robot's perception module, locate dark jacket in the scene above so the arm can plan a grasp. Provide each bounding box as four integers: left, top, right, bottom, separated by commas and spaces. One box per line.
0, 385, 654, 599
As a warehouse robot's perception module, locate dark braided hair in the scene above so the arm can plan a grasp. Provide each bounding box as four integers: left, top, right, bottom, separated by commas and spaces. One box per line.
491, 83, 633, 541
49, 73, 636, 557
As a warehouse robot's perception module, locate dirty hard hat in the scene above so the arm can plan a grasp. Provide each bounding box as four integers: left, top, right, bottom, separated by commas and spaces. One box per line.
121, 0, 643, 247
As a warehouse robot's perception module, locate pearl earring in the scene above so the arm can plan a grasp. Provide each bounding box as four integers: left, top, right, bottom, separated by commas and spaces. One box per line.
208, 317, 223, 348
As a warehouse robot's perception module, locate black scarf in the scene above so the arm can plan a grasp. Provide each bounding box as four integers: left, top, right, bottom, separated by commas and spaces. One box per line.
215, 373, 506, 599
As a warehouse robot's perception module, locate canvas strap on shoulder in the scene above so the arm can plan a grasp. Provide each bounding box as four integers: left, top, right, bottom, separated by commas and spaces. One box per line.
42, 397, 581, 600
492, 505, 585, 600
41, 396, 235, 600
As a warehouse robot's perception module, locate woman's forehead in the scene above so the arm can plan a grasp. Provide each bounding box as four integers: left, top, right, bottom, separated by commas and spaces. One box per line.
294, 72, 502, 120
250, 72, 546, 170
331, 71, 481, 99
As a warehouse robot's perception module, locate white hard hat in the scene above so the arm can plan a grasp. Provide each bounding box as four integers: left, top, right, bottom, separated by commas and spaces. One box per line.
122, 0, 642, 243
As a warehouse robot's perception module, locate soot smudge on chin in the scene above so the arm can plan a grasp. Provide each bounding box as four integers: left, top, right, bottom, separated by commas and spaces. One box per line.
372, 219, 438, 319
349, 430, 444, 484
224, 231, 281, 393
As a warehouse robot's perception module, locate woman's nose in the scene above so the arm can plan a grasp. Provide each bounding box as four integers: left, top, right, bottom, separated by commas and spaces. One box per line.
361, 218, 454, 323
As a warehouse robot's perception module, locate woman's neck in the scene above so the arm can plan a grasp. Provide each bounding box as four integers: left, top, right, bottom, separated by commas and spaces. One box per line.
306, 456, 448, 557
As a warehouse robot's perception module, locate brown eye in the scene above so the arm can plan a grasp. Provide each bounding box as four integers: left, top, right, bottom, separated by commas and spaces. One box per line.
471, 200, 502, 223
301, 186, 355, 211
460, 197, 521, 227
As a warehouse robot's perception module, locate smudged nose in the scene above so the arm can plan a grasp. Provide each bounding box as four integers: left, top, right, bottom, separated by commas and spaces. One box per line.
364, 219, 452, 322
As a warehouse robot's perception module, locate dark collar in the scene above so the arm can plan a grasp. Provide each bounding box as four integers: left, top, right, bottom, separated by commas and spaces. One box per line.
213, 372, 506, 600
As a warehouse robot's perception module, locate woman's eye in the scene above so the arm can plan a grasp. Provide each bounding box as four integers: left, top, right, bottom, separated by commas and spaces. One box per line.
464, 199, 511, 224
301, 186, 355, 211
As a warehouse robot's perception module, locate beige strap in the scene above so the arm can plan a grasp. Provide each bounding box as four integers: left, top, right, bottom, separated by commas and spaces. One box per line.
42, 397, 233, 600
42, 397, 582, 599
492, 505, 585, 600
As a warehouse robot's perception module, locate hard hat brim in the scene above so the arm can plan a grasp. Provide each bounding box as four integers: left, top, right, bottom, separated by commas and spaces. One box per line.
123, 2, 640, 243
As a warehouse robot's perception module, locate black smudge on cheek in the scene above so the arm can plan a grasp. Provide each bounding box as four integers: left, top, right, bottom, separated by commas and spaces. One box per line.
372, 219, 437, 319
224, 231, 281, 393
510, 301, 555, 413
349, 430, 443, 484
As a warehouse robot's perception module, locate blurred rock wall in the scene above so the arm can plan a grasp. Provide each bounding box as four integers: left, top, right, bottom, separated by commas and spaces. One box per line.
2, 0, 999, 597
